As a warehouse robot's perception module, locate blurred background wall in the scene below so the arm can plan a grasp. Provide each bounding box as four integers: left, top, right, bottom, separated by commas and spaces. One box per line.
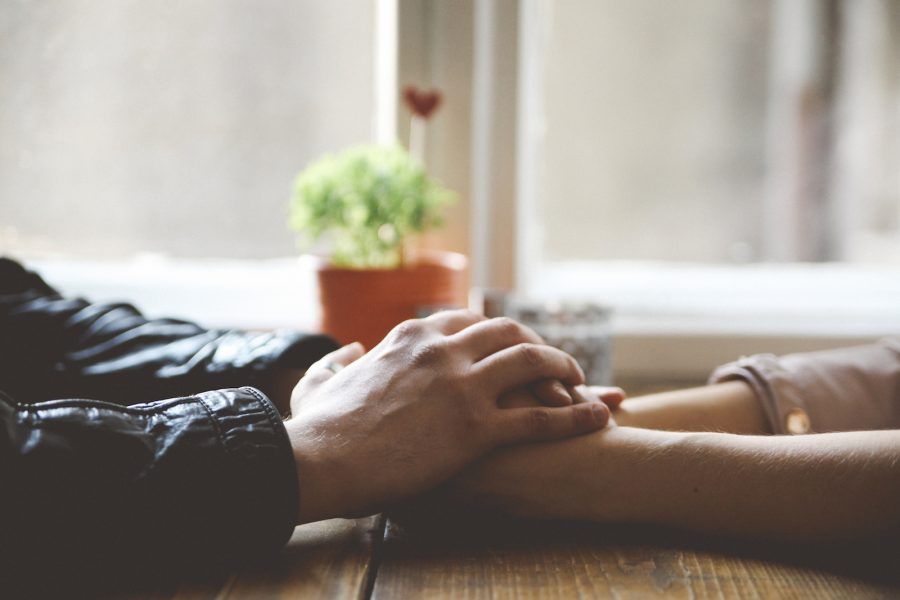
3, 0, 898, 381
0, 0, 374, 258
1, 0, 898, 267
536, 1, 769, 263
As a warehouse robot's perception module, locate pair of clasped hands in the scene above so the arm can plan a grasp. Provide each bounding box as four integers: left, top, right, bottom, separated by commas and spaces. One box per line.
285, 309, 624, 523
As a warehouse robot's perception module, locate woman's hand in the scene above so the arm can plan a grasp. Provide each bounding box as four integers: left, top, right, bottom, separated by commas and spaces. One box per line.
499, 384, 626, 413
284, 311, 612, 523
435, 386, 629, 522
444, 426, 648, 523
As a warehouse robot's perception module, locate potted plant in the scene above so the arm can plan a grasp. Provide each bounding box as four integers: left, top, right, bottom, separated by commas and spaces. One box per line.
290, 143, 467, 348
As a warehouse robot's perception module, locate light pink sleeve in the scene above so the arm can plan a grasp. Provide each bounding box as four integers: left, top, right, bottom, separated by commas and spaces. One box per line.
708, 339, 900, 434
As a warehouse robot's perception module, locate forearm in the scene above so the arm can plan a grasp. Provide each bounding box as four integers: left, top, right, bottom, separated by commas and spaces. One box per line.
598, 427, 900, 540
0, 388, 298, 579
457, 426, 900, 541
613, 381, 770, 434
616, 340, 900, 436
0, 258, 336, 406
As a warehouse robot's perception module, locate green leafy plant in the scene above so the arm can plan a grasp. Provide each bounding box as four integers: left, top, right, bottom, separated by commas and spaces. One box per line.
290, 144, 455, 268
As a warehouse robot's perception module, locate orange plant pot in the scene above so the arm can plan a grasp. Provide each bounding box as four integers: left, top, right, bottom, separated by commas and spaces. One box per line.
307, 250, 468, 349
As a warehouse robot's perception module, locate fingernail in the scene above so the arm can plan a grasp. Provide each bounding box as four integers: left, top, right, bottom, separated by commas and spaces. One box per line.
552, 381, 572, 402
591, 402, 608, 425
569, 385, 589, 404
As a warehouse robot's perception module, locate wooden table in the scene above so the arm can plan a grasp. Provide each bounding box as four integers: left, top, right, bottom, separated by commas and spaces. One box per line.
98, 378, 899, 598
115, 514, 899, 599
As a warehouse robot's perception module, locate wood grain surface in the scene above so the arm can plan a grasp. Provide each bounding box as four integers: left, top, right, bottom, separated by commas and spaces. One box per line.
97, 513, 900, 599
112, 516, 383, 600
372, 518, 900, 599
207, 516, 384, 599
97, 376, 900, 599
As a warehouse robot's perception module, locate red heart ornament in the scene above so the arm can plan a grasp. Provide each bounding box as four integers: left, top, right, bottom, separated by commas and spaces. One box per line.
403, 86, 442, 119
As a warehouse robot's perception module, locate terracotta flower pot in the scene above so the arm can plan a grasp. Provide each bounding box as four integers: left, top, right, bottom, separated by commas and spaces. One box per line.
306, 250, 468, 349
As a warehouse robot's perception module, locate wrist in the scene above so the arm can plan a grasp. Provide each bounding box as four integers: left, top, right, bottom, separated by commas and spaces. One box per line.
608, 407, 643, 429
285, 419, 347, 523
610, 401, 679, 430
587, 427, 692, 524
609, 382, 770, 434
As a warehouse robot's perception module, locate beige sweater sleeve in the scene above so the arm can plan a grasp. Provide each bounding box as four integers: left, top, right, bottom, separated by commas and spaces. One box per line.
709, 339, 900, 434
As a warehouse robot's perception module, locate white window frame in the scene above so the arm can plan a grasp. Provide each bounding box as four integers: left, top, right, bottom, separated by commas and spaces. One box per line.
472, 0, 900, 379
18, 1, 900, 384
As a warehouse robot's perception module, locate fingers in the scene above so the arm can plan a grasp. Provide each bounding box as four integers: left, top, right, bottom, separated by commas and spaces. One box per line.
584, 385, 627, 409
473, 343, 585, 397
423, 309, 486, 335
491, 402, 610, 445
529, 379, 574, 407
291, 342, 366, 414
499, 381, 579, 408
449, 316, 544, 361
317, 341, 367, 370
498, 383, 620, 409
297, 342, 366, 390
453, 317, 578, 406
497, 388, 538, 409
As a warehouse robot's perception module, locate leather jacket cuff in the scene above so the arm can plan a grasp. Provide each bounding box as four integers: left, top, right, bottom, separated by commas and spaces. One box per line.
2, 386, 299, 584
192, 386, 300, 556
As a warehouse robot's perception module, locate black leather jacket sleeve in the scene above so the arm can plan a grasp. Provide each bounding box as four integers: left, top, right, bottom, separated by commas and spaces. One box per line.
0, 257, 339, 405
1, 386, 299, 582
0, 258, 339, 586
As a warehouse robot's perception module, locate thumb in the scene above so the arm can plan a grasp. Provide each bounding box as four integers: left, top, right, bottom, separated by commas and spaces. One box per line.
291, 342, 365, 411
584, 385, 627, 409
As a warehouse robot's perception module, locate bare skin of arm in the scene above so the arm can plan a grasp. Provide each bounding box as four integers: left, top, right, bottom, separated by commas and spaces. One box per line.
452, 425, 900, 541
284, 312, 612, 523
450, 383, 900, 541
612, 381, 771, 434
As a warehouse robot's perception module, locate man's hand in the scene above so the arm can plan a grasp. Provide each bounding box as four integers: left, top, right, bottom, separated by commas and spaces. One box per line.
284, 310, 611, 523
498, 384, 626, 411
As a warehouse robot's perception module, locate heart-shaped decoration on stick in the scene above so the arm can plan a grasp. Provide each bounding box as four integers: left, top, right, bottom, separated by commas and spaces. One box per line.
403, 86, 442, 120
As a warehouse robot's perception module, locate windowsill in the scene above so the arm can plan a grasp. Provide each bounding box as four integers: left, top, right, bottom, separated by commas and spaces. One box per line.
31, 256, 323, 332
527, 260, 900, 337
527, 260, 900, 380
29, 256, 900, 381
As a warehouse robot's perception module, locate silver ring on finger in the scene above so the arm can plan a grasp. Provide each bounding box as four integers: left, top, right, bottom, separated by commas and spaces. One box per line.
320, 361, 344, 375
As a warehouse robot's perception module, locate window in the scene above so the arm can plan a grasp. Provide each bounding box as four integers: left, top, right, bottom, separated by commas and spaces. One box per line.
503, 0, 900, 378
523, 1, 769, 265
517, 0, 900, 274
0, 1, 376, 259
5, 1, 899, 381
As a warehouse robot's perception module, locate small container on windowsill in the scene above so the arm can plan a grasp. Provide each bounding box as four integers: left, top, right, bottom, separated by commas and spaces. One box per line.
474, 290, 614, 386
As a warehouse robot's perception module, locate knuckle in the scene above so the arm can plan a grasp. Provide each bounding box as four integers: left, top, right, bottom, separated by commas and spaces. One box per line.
456, 308, 481, 321
518, 343, 546, 368
411, 340, 449, 366
493, 317, 524, 340
500, 317, 542, 343
391, 319, 423, 340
